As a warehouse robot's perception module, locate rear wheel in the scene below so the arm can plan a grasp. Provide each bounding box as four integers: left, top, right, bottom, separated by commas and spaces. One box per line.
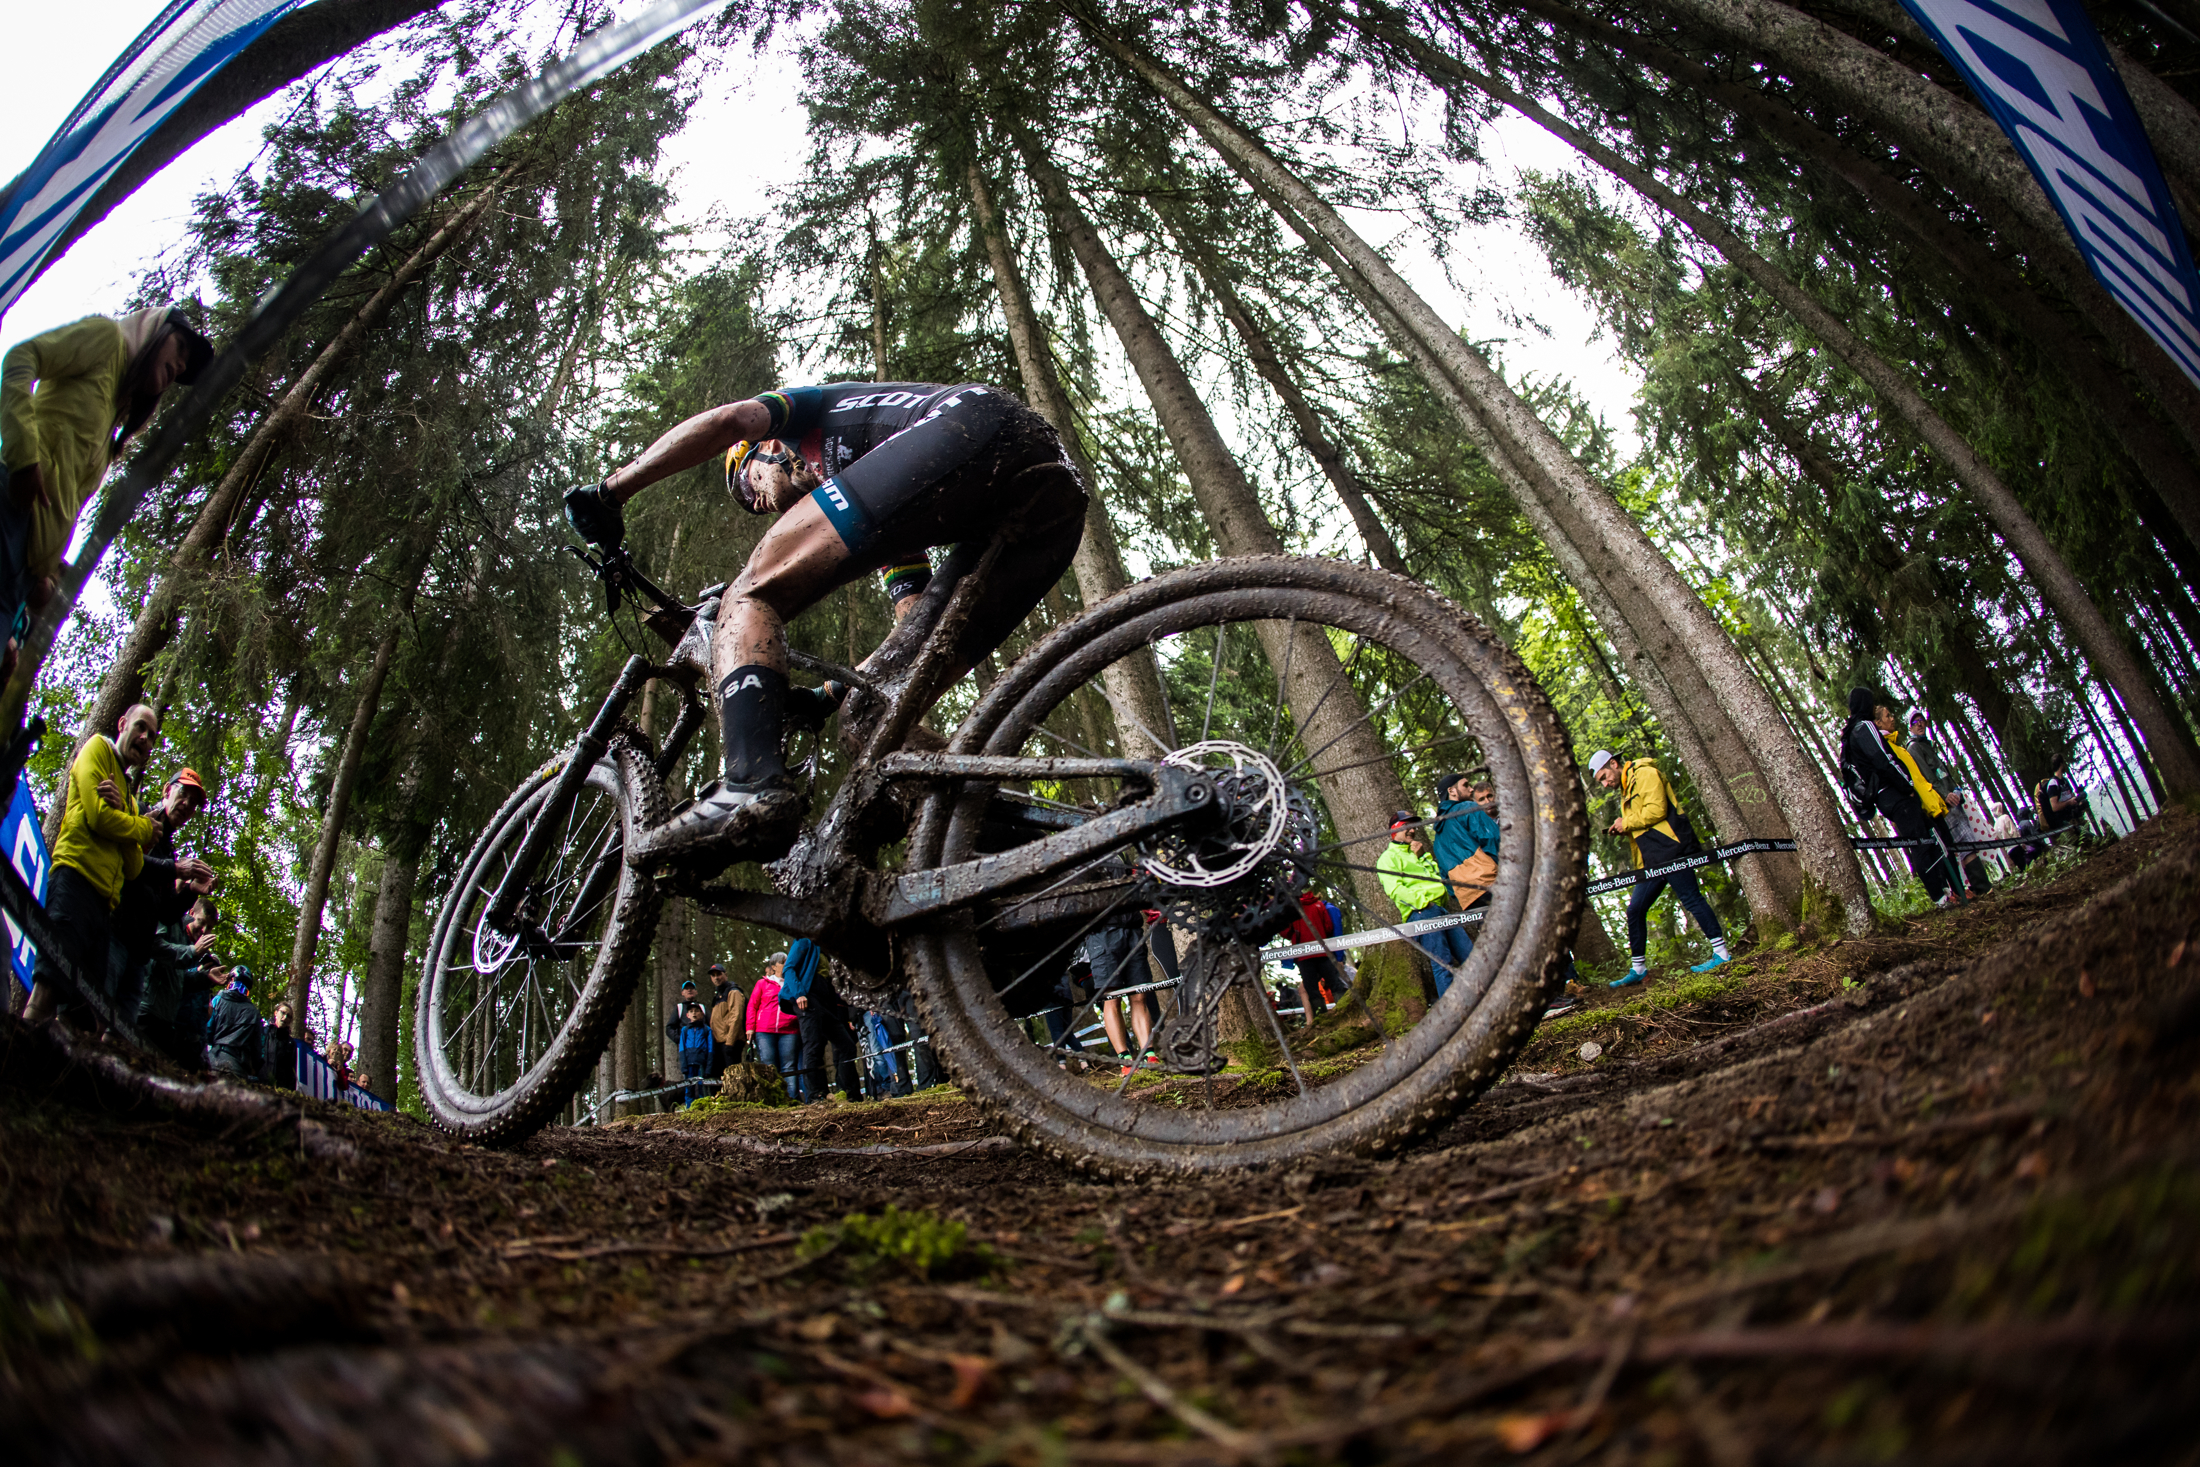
414, 736, 665, 1143
905, 555, 1586, 1176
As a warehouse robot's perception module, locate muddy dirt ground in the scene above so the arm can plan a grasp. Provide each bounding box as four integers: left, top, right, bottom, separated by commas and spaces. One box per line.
4, 814, 2197, 1464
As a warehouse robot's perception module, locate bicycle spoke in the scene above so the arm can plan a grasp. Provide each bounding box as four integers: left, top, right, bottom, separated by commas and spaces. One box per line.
1301, 730, 1477, 788
1199, 623, 1227, 745
993, 885, 1143, 1008
1096, 682, 1178, 762
1263, 615, 1296, 761
1273, 633, 1366, 771
1283, 668, 1433, 781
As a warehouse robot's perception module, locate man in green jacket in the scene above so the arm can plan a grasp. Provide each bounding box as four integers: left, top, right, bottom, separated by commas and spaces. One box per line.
1375, 810, 1471, 998
0, 308, 212, 673
22, 702, 166, 1028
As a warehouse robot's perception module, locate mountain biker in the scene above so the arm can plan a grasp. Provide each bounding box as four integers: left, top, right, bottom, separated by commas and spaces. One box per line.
562, 382, 1087, 865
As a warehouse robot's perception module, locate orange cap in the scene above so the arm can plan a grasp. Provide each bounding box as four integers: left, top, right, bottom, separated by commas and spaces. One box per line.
172, 768, 204, 793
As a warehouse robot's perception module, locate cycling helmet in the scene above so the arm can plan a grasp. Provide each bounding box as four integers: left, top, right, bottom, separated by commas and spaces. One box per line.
723, 439, 792, 513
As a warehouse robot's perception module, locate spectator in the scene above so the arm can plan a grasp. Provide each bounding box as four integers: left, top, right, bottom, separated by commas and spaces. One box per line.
663, 977, 702, 1056
1904, 711, 1954, 798
1942, 789, 1997, 896
1586, 750, 1731, 987
1281, 889, 1342, 1022
784, 938, 861, 1103
113, 767, 217, 1030
746, 952, 800, 1094
676, 1002, 713, 1106
864, 1005, 914, 1097
1434, 772, 1501, 952
138, 891, 219, 1068
330, 1038, 354, 1091
1039, 963, 1094, 1070
1838, 691, 1958, 905
895, 989, 941, 1090
1467, 779, 1584, 1001
0, 307, 213, 676
1376, 810, 1471, 997
1077, 919, 1157, 1074
2032, 761, 2086, 834
206, 966, 264, 1079
706, 962, 744, 1078
264, 995, 296, 1089
21, 703, 163, 1028
1876, 704, 1970, 905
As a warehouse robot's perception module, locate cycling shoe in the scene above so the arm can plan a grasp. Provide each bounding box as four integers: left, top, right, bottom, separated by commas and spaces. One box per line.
631, 778, 804, 872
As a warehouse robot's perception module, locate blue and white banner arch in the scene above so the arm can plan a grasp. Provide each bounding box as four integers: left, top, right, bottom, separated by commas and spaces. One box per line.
1897, 0, 2200, 389
0, 0, 304, 323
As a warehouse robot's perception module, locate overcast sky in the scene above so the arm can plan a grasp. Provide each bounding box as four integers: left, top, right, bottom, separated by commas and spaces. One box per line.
2, 0, 1646, 464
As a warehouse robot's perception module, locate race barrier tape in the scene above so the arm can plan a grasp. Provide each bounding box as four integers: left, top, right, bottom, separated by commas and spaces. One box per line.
1260, 824, 2081, 965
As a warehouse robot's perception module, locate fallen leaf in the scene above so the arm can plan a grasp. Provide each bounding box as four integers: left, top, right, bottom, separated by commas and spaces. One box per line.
1496, 1410, 1576, 1453
2078, 970, 2097, 999
1221, 1273, 1246, 1295
854, 1388, 917, 1419
2170, 939, 2187, 968
2014, 1151, 2049, 1182
796, 1313, 838, 1342
948, 1355, 993, 1411
1980, 1010, 1996, 1026
1811, 1186, 1842, 1215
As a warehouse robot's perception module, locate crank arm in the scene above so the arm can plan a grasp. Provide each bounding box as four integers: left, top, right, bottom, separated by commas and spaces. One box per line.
869, 766, 1212, 928
875, 752, 1162, 784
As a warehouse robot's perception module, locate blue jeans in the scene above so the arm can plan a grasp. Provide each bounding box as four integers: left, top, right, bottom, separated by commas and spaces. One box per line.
1409, 903, 1472, 998
754, 1031, 799, 1094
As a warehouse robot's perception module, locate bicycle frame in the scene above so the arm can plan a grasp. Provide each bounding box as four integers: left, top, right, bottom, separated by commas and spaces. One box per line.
489, 518, 1218, 979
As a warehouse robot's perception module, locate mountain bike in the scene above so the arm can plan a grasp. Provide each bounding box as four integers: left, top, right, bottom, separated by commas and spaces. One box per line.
414, 467, 1586, 1173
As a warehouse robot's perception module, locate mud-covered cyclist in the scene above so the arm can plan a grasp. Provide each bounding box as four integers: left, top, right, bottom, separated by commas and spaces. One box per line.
562, 382, 1087, 867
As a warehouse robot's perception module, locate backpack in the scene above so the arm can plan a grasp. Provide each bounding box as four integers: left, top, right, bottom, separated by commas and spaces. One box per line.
777, 938, 820, 1015
1836, 719, 1878, 823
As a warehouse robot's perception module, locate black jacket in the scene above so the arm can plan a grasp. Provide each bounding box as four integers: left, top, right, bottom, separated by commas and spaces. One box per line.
1841, 718, 1925, 823
205, 991, 264, 1076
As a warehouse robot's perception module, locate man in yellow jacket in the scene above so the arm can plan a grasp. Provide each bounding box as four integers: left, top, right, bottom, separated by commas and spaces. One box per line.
0, 308, 212, 673
22, 703, 166, 1027
1588, 750, 1731, 987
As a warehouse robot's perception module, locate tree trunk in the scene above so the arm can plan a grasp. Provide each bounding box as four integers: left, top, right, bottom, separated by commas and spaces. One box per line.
1514, 0, 2200, 555
41, 187, 495, 773
1076, 20, 1868, 930
967, 157, 1179, 755
356, 832, 420, 1103
1627, 0, 2200, 456
287, 620, 401, 1037
1020, 139, 1410, 921
1184, 246, 1408, 573
1460, 59, 2200, 797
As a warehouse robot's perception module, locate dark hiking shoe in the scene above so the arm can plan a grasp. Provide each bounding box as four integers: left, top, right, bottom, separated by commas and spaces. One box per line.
631, 778, 804, 872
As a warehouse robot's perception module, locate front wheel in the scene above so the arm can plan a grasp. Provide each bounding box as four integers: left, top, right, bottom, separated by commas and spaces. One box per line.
905, 555, 1587, 1176
414, 735, 665, 1142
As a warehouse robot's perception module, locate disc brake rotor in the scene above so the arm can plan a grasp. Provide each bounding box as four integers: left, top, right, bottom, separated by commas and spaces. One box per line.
1139, 740, 1318, 944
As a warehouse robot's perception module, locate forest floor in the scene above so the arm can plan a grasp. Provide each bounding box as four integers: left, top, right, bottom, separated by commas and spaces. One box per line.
4, 810, 2198, 1465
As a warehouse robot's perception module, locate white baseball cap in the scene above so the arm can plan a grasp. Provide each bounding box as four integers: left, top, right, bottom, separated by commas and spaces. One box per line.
1586, 750, 1616, 776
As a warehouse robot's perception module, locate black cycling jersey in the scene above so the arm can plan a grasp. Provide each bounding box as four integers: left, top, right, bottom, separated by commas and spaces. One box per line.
761, 381, 974, 479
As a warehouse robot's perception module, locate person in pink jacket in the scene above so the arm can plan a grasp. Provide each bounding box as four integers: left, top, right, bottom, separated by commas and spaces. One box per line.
745, 952, 800, 1093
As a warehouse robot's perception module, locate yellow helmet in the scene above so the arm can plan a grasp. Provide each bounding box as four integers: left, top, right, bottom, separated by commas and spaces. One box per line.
724, 439, 790, 513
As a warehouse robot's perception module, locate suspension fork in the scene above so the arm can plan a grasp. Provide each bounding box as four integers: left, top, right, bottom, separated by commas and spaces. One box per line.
486, 656, 650, 934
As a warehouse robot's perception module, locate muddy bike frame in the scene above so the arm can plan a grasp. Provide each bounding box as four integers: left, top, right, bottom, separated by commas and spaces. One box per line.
482, 511, 1216, 979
